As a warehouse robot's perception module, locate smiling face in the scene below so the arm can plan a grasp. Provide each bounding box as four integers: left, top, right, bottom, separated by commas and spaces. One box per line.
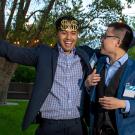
56, 18, 79, 54
57, 28, 78, 54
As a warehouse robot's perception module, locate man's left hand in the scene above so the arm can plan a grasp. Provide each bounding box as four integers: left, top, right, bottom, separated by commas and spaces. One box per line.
99, 96, 126, 110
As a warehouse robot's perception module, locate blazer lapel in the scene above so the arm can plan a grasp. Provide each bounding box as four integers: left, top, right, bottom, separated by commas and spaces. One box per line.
117, 59, 133, 97
76, 47, 92, 73
52, 45, 59, 79
90, 57, 106, 102
96, 57, 106, 73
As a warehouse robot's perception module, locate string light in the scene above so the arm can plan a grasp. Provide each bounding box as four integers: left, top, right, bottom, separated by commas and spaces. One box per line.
119, 20, 123, 23
17, 41, 20, 45
13, 39, 39, 45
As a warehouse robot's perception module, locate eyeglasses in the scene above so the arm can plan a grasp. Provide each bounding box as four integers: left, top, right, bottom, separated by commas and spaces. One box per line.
101, 34, 120, 39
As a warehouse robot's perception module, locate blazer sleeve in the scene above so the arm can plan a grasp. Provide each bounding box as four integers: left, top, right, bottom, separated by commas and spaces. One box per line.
0, 40, 38, 66
79, 45, 95, 58
121, 69, 135, 117
127, 100, 135, 117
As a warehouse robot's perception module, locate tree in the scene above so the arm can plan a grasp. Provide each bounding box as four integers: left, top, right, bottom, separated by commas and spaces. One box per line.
0, 0, 56, 104
36, 0, 124, 46
0, 0, 135, 105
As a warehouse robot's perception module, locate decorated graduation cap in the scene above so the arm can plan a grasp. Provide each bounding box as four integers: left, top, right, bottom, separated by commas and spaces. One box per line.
55, 15, 79, 31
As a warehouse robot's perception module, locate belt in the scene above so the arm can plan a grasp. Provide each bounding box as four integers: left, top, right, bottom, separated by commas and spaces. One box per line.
40, 118, 81, 125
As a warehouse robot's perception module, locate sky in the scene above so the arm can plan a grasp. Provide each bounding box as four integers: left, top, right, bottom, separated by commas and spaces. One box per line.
82, 0, 135, 16
5, 0, 135, 25
122, 3, 135, 16
5, 0, 135, 16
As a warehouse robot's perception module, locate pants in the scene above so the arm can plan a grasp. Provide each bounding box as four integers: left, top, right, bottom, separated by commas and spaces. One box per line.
35, 118, 84, 135
94, 126, 118, 135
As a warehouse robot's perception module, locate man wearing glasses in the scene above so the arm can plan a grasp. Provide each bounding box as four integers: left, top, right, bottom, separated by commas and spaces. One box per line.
85, 22, 135, 135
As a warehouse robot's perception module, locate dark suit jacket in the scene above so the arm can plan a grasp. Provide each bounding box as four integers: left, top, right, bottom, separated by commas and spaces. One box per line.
0, 40, 95, 130
89, 57, 135, 135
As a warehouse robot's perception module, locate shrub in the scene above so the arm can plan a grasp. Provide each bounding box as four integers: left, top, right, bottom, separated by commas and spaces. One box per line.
11, 65, 36, 83
128, 46, 135, 59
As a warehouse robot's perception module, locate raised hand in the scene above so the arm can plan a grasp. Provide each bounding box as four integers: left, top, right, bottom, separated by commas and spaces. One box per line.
85, 69, 101, 87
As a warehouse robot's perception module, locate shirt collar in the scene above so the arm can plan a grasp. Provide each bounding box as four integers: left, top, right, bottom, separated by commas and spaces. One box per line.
106, 53, 128, 67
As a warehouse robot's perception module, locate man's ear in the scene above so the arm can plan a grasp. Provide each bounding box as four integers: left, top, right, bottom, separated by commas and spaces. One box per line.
115, 39, 121, 47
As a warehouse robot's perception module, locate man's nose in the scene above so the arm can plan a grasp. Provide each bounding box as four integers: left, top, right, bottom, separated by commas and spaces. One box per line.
66, 33, 71, 39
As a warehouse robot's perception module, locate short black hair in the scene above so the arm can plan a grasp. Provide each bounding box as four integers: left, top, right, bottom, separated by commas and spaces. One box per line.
55, 15, 79, 31
108, 22, 133, 51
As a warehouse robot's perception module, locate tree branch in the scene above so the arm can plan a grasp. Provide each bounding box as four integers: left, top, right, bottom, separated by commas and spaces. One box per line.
24, 0, 31, 16
26, 10, 44, 21
32, 0, 56, 40
0, 0, 7, 39
6, 0, 18, 36
15, 0, 25, 30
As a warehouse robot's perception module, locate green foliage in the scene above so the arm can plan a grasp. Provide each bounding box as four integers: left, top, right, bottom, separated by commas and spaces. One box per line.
0, 100, 37, 135
3, 0, 135, 46
126, 0, 135, 4
35, 0, 124, 46
5, 0, 131, 46
11, 65, 36, 83
128, 46, 135, 59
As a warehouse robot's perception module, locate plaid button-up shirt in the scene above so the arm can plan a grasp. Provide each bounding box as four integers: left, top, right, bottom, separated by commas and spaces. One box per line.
40, 45, 83, 119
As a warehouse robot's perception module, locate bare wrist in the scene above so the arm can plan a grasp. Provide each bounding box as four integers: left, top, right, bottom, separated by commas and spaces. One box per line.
120, 100, 126, 109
